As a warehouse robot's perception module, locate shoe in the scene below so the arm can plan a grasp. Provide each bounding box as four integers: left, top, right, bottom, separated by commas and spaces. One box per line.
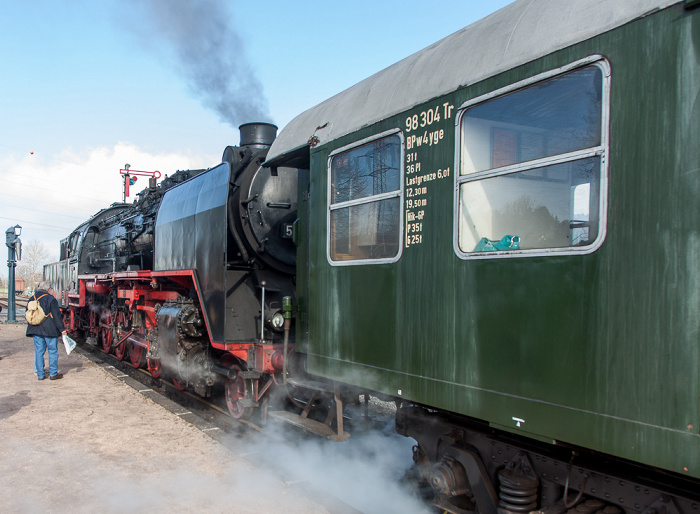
49, 373, 63, 381
38, 376, 46, 381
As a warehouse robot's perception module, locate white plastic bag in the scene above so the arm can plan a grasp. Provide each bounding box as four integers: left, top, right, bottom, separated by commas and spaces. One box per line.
62, 334, 77, 355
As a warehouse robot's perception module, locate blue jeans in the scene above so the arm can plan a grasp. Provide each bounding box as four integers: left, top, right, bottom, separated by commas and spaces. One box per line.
33, 336, 59, 378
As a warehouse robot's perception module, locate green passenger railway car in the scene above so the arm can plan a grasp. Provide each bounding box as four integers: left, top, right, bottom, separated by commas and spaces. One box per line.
264, 0, 700, 511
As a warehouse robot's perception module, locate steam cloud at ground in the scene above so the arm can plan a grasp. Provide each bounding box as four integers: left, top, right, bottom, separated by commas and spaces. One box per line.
232, 416, 432, 513
0, 435, 330, 513
2, 424, 430, 513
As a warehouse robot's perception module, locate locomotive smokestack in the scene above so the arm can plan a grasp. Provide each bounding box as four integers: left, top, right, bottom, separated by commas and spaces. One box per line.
221, 122, 279, 172
239, 122, 277, 148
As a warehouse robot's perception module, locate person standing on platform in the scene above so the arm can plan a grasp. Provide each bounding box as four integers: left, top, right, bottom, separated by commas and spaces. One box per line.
26, 281, 67, 380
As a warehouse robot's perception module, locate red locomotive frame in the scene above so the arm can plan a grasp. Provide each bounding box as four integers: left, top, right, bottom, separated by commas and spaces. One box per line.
63, 269, 287, 417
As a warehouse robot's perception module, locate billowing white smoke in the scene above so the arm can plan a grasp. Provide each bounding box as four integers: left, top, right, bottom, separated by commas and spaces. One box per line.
126, 0, 271, 127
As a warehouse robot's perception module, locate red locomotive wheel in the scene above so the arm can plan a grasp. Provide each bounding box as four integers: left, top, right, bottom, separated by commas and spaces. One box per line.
172, 377, 186, 390
225, 367, 253, 420
147, 358, 161, 378
100, 312, 112, 354
129, 341, 145, 368
101, 327, 112, 354
114, 341, 127, 361
113, 311, 127, 361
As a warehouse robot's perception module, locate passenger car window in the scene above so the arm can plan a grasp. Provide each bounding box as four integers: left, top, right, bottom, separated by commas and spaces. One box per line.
456, 59, 609, 258
328, 132, 403, 264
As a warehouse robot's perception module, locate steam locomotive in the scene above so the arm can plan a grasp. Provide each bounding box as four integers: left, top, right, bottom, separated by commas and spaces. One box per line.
46, 0, 699, 512
45, 122, 299, 417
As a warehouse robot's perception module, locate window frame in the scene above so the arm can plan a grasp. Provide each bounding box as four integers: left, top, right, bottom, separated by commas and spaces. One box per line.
453, 55, 611, 260
327, 129, 405, 266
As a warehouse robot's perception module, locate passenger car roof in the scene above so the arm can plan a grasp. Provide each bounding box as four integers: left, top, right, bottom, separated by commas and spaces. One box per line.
266, 0, 678, 164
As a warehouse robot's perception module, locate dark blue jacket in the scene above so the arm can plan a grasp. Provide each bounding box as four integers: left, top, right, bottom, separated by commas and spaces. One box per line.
25, 289, 66, 338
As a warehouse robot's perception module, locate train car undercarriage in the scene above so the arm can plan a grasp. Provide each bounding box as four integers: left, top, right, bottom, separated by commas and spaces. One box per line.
398, 405, 700, 514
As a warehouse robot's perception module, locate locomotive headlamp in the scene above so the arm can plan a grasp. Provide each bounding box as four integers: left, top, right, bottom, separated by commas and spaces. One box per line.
270, 311, 285, 331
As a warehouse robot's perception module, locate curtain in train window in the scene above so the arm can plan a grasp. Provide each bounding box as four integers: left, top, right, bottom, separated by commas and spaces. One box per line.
329, 134, 402, 263
457, 62, 608, 256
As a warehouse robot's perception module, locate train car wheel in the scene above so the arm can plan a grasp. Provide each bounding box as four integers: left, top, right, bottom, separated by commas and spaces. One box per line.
128, 342, 145, 368
147, 358, 161, 378
225, 367, 253, 420
172, 378, 186, 390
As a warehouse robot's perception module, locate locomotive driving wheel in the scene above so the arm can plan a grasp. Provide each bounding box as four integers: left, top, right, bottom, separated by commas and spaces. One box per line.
62, 311, 71, 334
128, 341, 145, 368
147, 358, 161, 378
100, 310, 112, 354
113, 311, 128, 361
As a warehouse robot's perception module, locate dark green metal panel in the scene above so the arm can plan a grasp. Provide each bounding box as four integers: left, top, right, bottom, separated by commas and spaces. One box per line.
300, 4, 700, 478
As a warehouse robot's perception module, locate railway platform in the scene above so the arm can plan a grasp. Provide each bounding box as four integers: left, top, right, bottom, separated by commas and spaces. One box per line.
0, 321, 331, 513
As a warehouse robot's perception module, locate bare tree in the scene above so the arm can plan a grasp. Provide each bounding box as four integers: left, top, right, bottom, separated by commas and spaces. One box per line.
16, 240, 51, 292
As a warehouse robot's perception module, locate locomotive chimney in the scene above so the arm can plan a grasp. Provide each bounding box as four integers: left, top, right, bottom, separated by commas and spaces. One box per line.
239, 122, 277, 148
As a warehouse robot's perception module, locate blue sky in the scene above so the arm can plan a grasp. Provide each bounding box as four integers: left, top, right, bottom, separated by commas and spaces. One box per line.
0, 0, 512, 265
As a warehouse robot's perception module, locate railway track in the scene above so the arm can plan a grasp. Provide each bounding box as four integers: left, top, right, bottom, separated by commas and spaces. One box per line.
0, 295, 29, 310
74, 341, 434, 514
76, 341, 254, 435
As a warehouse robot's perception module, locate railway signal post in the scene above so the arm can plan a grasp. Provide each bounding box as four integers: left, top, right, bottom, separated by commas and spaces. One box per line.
120, 164, 161, 202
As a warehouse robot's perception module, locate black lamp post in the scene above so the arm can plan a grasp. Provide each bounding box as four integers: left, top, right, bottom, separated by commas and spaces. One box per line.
5, 225, 22, 322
